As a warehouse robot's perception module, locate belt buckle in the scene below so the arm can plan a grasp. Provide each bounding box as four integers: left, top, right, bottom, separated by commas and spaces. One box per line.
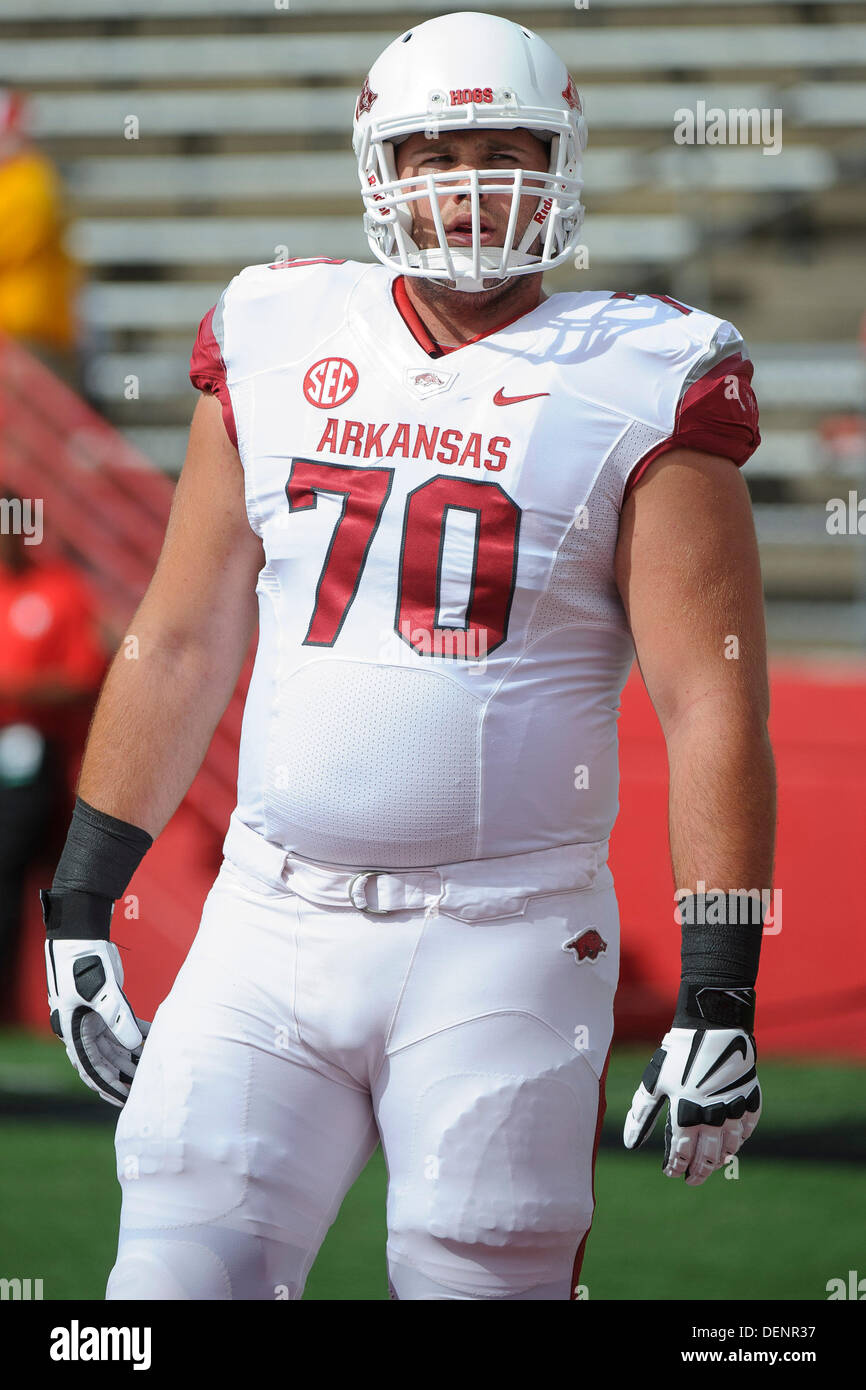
347, 871, 393, 915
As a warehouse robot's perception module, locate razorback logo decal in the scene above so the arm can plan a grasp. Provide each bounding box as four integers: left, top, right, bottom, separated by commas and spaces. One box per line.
412, 371, 447, 388
404, 367, 457, 399
355, 77, 378, 120
562, 75, 582, 112
562, 928, 607, 963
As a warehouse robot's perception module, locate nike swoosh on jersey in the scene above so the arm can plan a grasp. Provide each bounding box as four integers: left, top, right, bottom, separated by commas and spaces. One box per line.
493, 388, 551, 406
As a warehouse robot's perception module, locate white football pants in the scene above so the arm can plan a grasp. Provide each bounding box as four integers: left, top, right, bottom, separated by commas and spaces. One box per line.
106, 813, 619, 1300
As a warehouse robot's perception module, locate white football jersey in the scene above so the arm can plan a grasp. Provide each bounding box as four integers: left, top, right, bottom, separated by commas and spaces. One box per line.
191, 259, 759, 868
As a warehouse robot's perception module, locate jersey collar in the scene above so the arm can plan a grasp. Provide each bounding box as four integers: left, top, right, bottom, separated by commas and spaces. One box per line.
391, 275, 544, 359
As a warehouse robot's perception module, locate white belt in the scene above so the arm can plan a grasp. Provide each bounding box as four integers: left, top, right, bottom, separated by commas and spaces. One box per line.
221, 810, 610, 923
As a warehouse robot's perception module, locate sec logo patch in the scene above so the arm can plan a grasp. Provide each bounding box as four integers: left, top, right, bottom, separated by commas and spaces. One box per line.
303, 357, 359, 409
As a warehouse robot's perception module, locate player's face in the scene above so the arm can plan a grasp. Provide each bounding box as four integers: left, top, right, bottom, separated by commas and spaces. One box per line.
394, 128, 552, 255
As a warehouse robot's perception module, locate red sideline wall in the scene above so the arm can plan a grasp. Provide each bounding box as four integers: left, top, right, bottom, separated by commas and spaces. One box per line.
14, 663, 866, 1060
610, 660, 866, 1060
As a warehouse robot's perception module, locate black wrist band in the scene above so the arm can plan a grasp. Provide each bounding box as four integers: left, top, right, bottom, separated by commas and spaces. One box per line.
677, 891, 764, 983
41, 888, 113, 941
673, 982, 756, 1031
674, 892, 764, 1031
51, 797, 153, 900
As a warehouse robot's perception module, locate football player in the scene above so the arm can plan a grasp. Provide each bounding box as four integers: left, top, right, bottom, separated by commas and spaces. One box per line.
42, 12, 773, 1301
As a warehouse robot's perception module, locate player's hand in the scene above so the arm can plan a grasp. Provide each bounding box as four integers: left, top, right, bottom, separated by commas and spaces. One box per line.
623, 1027, 762, 1185
44, 935, 150, 1108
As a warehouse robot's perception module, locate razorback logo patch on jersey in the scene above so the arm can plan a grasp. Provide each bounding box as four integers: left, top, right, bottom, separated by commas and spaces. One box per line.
405, 367, 457, 399
562, 928, 607, 963
303, 358, 359, 409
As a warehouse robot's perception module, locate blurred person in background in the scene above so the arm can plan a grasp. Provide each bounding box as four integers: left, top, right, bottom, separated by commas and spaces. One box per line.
0, 492, 106, 1017
0, 88, 81, 389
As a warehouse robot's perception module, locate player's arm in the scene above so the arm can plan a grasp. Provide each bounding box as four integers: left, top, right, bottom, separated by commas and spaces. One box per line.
614, 445, 775, 1182
615, 444, 775, 891
41, 392, 264, 1106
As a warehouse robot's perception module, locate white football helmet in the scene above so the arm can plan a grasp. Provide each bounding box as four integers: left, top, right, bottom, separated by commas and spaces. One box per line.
352, 12, 587, 293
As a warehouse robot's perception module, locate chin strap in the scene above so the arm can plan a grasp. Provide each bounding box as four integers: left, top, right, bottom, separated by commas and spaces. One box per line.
406, 246, 541, 294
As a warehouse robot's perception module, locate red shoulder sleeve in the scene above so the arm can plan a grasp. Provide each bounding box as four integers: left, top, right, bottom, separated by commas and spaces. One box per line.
625, 353, 760, 497
189, 304, 238, 450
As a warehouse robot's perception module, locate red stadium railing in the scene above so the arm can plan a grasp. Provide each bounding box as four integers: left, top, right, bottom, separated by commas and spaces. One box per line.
0, 331, 253, 839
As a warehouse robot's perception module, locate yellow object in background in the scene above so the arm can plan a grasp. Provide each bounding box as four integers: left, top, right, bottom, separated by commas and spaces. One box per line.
0, 148, 78, 351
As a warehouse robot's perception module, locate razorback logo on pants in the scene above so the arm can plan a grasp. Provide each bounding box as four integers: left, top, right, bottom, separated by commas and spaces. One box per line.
562, 928, 607, 963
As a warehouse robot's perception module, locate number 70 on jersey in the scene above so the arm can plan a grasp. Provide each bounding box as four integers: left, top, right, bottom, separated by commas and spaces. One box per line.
284, 458, 522, 660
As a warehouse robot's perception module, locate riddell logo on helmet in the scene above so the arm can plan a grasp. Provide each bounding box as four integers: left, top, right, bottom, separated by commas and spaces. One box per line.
303, 359, 359, 409
533, 198, 554, 225
366, 172, 390, 214
450, 88, 494, 105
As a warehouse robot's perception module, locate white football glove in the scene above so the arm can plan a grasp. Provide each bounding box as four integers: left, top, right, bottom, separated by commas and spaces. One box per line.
623, 1026, 762, 1185
45, 935, 150, 1108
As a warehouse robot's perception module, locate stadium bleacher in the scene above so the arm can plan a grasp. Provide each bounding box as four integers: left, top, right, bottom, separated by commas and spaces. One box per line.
1, 0, 865, 648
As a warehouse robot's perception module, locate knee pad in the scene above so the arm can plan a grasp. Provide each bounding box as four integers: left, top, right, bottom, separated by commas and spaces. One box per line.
106, 1236, 231, 1301
388, 1262, 572, 1300
387, 1063, 597, 1298
426, 1071, 594, 1246
106, 1227, 307, 1301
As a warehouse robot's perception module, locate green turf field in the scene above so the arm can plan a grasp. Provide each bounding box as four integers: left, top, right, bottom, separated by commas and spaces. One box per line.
1, 1028, 863, 1301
